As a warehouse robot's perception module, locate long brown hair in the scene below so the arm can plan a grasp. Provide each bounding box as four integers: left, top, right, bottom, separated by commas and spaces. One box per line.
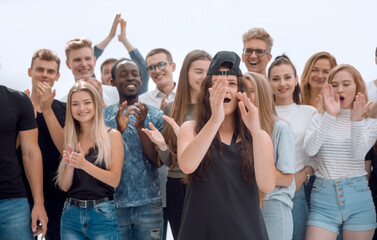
300, 52, 337, 105
161, 50, 211, 168
317, 64, 369, 118
184, 75, 256, 185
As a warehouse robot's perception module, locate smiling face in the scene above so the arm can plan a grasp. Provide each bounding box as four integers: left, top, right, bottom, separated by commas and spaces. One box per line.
113, 61, 142, 100
188, 59, 211, 100
146, 52, 175, 90
71, 90, 95, 123
211, 67, 239, 115
308, 58, 332, 92
242, 39, 272, 75
101, 61, 115, 86
330, 70, 357, 109
269, 64, 298, 105
66, 47, 96, 81
28, 58, 60, 88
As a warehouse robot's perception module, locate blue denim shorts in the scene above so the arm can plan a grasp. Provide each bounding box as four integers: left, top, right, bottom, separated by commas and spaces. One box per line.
307, 176, 376, 234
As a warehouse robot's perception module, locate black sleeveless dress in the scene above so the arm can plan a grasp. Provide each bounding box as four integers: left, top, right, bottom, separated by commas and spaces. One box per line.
178, 135, 268, 240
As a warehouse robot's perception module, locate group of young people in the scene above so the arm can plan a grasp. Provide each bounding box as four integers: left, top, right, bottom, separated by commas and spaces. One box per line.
1, 13, 377, 240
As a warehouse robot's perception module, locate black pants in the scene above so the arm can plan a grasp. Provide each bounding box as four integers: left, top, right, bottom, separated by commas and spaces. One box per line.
166, 177, 187, 240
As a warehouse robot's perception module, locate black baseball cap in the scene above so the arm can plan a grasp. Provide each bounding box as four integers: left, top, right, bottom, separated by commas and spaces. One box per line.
207, 51, 243, 76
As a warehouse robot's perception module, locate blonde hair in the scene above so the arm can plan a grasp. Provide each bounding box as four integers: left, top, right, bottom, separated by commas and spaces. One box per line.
243, 72, 277, 205
56, 80, 111, 185
317, 64, 369, 118
300, 52, 337, 105
242, 28, 273, 52
65, 38, 93, 60
243, 72, 276, 137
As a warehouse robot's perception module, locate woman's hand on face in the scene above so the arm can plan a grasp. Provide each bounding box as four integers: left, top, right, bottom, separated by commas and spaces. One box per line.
323, 82, 340, 117
142, 122, 168, 151
209, 77, 227, 124
116, 101, 132, 134
237, 92, 260, 135
351, 93, 372, 121
68, 143, 88, 170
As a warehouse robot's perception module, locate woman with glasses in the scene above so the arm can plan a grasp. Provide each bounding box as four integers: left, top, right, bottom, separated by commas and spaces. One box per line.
267, 55, 317, 240
56, 81, 124, 239
176, 51, 275, 240
142, 50, 211, 239
304, 64, 377, 240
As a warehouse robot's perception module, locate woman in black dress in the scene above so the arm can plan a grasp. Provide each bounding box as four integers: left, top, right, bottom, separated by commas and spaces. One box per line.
177, 51, 276, 240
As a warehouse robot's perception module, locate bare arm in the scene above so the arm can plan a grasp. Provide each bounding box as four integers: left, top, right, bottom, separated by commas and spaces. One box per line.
177, 78, 227, 174
95, 14, 120, 51
38, 83, 64, 153
19, 128, 48, 238
365, 160, 372, 180
294, 166, 314, 191
69, 130, 124, 188
276, 171, 294, 187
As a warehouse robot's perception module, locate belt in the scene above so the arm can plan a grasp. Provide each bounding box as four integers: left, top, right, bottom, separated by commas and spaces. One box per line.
67, 196, 114, 208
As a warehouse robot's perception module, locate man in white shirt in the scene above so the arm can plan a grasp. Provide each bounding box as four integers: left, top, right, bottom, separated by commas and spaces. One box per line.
139, 48, 177, 240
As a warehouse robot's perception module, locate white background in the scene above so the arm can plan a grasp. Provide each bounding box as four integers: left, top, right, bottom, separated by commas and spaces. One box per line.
0, 1, 376, 239
0, 0, 376, 99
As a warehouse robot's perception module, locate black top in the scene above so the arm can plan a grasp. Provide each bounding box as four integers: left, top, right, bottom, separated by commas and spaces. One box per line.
0, 85, 36, 200
178, 135, 268, 240
68, 147, 114, 200
366, 147, 377, 195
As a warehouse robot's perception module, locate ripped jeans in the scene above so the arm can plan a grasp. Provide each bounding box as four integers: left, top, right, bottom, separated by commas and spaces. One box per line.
117, 202, 163, 240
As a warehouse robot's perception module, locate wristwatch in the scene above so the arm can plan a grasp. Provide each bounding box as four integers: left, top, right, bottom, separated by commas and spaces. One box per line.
304, 168, 313, 184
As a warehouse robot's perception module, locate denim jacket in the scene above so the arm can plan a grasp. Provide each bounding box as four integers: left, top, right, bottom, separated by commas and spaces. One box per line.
104, 103, 163, 207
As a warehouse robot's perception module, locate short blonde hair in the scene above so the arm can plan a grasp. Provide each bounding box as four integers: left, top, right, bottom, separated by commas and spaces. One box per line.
65, 38, 93, 60
242, 28, 273, 52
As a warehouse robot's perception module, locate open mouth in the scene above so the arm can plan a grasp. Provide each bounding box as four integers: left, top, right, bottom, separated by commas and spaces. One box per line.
223, 98, 231, 103
249, 61, 258, 66
339, 95, 345, 101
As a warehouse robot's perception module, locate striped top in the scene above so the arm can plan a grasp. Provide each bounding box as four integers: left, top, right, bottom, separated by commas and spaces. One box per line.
304, 109, 377, 180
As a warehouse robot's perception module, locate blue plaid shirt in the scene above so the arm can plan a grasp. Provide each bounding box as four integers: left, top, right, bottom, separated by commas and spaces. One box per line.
104, 103, 163, 207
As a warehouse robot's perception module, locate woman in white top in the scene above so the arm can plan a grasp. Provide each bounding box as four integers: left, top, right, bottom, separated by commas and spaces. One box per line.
304, 64, 377, 240
268, 55, 317, 240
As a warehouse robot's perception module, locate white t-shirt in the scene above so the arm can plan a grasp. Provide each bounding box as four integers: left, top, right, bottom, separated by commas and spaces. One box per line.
275, 103, 318, 173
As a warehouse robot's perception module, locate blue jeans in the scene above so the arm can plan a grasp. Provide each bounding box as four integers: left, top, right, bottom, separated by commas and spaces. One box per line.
292, 185, 309, 240
308, 176, 376, 234
117, 202, 163, 240
60, 200, 120, 240
0, 198, 33, 240
261, 199, 293, 240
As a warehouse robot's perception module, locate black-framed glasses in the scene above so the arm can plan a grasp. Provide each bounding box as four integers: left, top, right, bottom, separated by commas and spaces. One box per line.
147, 62, 171, 73
243, 48, 269, 57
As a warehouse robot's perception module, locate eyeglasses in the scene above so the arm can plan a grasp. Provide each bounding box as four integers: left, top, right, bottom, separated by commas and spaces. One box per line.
147, 62, 171, 73
243, 48, 269, 57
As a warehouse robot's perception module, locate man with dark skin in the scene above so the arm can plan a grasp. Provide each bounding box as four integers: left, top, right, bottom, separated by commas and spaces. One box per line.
104, 58, 163, 240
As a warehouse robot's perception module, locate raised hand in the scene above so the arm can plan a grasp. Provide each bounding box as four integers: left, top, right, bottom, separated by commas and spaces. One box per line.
163, 115, 180, 136
323, 82, 340, 117
37, 82, 55, 112
351, 93, 372, 121
109, 14, 121, 39
116, 101, 132, 134
24, 89, 31, 97
68, 143, 88, 170
142, 122, 168, 151
118, 18, 127, 43
237, 92, 260, 135
160, 95, 168, 110
62, 144, 75, 169
209, 77, 227, 124
133, 102, 149, 129
24, 88, 37, 117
